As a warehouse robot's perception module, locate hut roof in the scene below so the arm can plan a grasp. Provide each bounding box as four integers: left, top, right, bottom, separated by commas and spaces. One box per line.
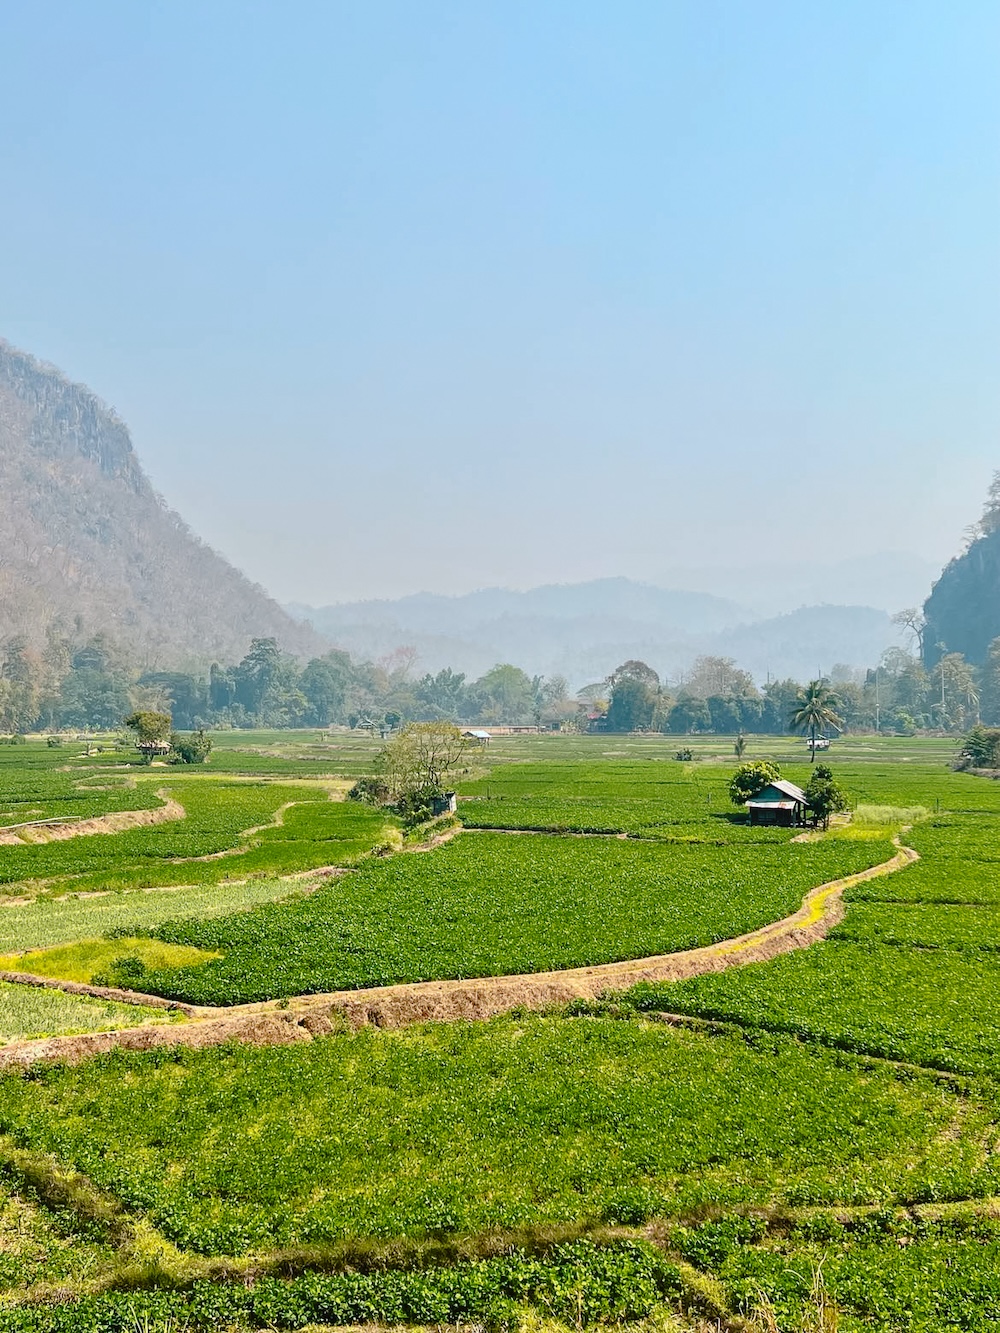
751, 779, 807, 804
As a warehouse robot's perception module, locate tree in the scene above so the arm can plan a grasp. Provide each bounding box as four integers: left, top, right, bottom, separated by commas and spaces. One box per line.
606, 660, 660, 732
706, 695, 743, 734
375, 722, 472, 798
414, 668, 467, 720
892, 608, 927, 657
980, 639, 1000, 726
469, 665, 534, 724
958, 724, 1000, 769
234, 638, 282, 716
300, 651, 353, 726
683, 656, 757, 700
666, 695, 711, 734
804, 765, 851, 829
729, 761, 781, 806
169, 730, 213, 764
977, 470, 1000, 538
789, 681, 844, 761
124, 710, 172, 761
734, 733, 747, 759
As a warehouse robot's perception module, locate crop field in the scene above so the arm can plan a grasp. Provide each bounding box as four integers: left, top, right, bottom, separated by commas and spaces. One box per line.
0, 979, 174, 1044
3, 732, 1000, 1329
0, 1017, 988, 1255
0, 777, 388, 898
136, 828, 895, 1003
0, 873, 319, 953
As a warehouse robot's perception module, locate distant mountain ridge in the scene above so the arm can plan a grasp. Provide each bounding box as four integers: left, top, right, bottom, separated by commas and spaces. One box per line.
0, 338, 321, 666
289, 580, 905, 685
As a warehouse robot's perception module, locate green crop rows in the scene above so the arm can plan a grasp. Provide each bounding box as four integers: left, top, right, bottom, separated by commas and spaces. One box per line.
136, 828, 894, 1004
4, 735, 1000, 1330
0, 1016, 984, 1256
0, 780, 387, 897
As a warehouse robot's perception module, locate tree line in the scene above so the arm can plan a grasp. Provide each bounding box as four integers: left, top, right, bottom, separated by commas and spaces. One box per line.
0, 626, 994, 736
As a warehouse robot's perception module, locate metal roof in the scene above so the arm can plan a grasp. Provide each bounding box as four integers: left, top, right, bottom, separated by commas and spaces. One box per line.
747, 799, 799, 811
752, 779, 807, 803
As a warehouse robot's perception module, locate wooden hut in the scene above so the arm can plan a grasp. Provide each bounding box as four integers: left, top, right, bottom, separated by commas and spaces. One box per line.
746, 779, 808, 827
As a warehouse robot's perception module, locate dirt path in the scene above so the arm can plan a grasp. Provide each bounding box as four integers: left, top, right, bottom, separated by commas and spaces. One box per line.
0, 834, 918, 1069
0, 792, 185, 847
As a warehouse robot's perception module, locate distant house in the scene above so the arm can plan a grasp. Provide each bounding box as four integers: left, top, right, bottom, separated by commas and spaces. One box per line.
462, 729, 491, 745
746, 779, 808, 827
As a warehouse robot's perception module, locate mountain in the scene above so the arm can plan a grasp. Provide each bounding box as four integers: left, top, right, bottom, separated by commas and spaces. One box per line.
0, 339, 321, 667
923, 527, 1000, 667
288, 581, 904, 685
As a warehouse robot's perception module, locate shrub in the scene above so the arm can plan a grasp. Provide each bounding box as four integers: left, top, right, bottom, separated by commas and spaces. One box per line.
728, 761, 781, 806
168, 730, 213, 764
348, 775, 391, 805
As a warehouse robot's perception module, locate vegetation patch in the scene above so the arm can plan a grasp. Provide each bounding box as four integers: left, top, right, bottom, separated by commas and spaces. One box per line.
134, 831, 894, 1004
0, 1016, 984, 1255
0, 876, 317, 955
0, 981, 173, 1046
0, 937, 217, 986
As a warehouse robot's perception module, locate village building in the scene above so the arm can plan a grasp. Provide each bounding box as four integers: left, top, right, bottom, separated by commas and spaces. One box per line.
745, 778, 808, 827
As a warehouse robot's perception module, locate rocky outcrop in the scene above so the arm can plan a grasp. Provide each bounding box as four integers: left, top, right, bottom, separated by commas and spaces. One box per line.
0, 338, 323, 667
923, 530, 1000, 667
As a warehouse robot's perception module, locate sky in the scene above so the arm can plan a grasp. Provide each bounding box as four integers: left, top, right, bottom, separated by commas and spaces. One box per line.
1, 1, 997, 609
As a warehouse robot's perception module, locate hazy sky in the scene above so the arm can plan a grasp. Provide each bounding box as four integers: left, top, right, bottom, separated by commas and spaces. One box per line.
1, 1, 997, 607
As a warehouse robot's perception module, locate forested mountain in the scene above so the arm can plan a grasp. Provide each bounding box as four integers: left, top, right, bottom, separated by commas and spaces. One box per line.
289, 582, 902, 685
924, 487, 1000, 668
0, 339, 320, 668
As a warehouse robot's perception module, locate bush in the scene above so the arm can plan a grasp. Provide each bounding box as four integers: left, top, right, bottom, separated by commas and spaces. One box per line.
392, 784, 443, 827
348, 775, 391, 805
168, 730, 213, 764
728, 761, 781, 806
958, 724, 1000, 770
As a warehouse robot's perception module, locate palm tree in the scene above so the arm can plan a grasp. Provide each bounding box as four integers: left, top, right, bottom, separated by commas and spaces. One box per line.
789, 681, 844, 762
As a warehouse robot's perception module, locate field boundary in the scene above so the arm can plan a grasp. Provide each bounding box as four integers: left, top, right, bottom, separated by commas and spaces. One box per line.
0, 834, 918, 1068
0, 791, 185, 847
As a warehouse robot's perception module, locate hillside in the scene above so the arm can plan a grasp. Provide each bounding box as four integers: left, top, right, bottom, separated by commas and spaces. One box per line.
289, 581, 903, 684
923, 525, 1000, 667
0, 339, 321, 667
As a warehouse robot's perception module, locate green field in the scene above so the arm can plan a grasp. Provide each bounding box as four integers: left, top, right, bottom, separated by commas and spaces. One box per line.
137, 828, 894, 1003
3, 731, 1000, 1330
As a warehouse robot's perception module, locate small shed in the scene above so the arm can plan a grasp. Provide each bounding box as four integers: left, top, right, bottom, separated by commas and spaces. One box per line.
746, 779, 808, 827
462, 729, 491, 745
431, 791, 458, 816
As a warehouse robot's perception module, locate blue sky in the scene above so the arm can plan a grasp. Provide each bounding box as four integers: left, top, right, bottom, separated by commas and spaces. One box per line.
1, 1, 997, 606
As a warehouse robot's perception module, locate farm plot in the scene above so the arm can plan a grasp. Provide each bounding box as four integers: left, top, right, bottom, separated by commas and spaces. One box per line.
0, 1177, 116, 1296
621, 807, 1000, 1078
0, 1239, 682, 1332
622, 944, 1000, 1078
679, 1210, 1000, 1331
0, 1015, 986, 1256
0, 781, 387, 898
458, 760, 772, 840
0, 747, 163, 828
0, 979, 173, 1045
134, 829, 896, 1004
0, 874, 320, 954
